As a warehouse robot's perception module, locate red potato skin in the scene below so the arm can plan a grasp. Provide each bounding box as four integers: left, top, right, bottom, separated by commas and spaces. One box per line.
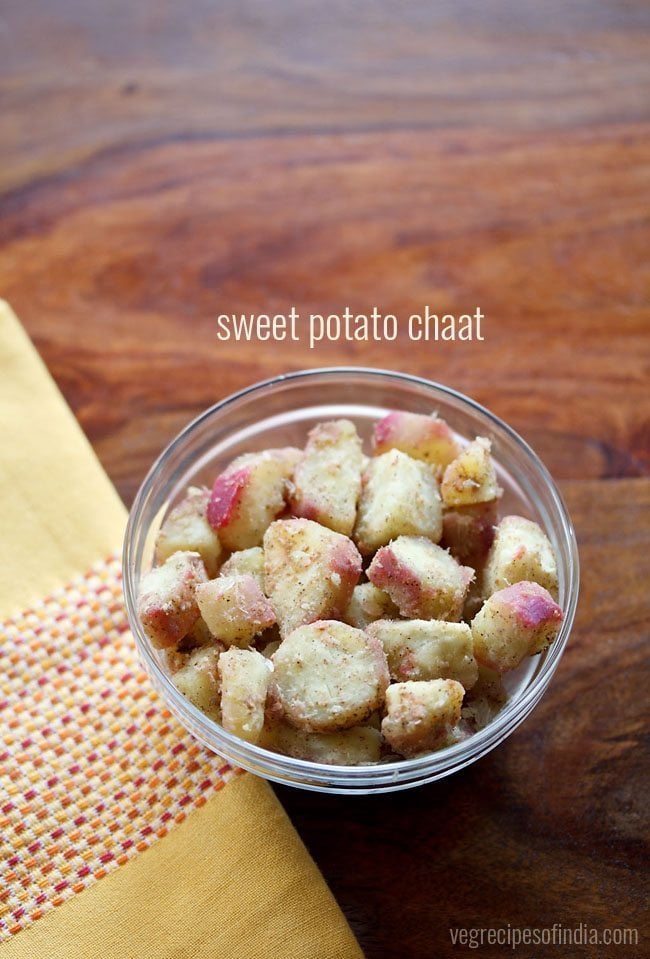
141, 605, 198, 649
500, 581, 563, 629
207, 467, 249, 529
331, 539, 363, 587
471, 581, 564, 673
373, 413, 400, 449
368, 543, 473, 619
368, 547, 422, 614
292, 499, 319, 523
373, 412, 457, 455
301, 540, 362, 624
138, 556, 206, 650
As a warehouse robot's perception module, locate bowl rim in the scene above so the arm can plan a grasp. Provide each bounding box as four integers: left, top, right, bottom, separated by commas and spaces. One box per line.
123, 367, 580, 789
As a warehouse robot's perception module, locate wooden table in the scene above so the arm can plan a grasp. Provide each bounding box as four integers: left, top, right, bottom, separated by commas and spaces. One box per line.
2, 3, 648, 956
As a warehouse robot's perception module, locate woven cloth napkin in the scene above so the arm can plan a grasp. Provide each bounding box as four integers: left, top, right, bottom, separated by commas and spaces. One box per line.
0, 301, 363, 959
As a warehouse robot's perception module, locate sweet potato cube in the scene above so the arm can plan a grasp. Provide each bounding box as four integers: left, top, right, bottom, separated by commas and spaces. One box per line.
218, 648, 271, 744
372, 411, 460, 472
354, 449, 442, 554
207, 447, 301, 551
482, 515, 559, 599
381, 679, 465, 757
137, 551, 207, 649
172, 646, 222, 719
291, 419, 364, 536
471, 581, 563, 673
441, 437, 502, 507
367, 619, 478, 689
344, 583, 400, 630
195, 574, 275, 647
269, 620, 389, 732
367, 536, 473, 621
219, 547, 265, 586
263, 518, 362, 637
155, 486, 223, 577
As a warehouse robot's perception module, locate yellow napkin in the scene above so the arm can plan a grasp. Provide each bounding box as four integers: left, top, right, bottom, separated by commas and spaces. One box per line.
0, 301, 363, 959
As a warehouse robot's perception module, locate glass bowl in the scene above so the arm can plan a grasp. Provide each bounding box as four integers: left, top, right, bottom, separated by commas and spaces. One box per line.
123, 368, 579, 795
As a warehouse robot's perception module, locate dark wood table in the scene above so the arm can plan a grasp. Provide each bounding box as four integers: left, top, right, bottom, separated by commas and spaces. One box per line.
2, 3, 648, 956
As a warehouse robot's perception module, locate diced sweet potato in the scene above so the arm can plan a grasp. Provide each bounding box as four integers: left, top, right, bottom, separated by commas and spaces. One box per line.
195, 574, 276, 647
290, 419, 364, 536
440, 437, 502, 507
260, 722, 381, 765
269, 621, 389, 732
344, 582, 400, 630
471, 581, 563, 673
367, 619, 478, 689
372, 411, 460, 472
482, 514, 559, 599
139, 411, 568, 767
263, 518, 362, 637
172, 646, 222, 719
137, 551, 207, 649
354, 449, 442, 554
155, 486, 223, 577
207, 447, 301, 551
381, 679, 464, 757
218, 648, 271, 743
367, 536, 473, 621
219, 547, 265, 586
441, 499, 498, 569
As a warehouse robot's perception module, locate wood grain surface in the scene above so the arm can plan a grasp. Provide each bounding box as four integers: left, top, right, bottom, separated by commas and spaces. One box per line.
1, 2, 648, 956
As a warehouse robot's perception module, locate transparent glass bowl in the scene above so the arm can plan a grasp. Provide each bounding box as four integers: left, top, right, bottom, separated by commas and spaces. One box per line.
123, 368, 579, 795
